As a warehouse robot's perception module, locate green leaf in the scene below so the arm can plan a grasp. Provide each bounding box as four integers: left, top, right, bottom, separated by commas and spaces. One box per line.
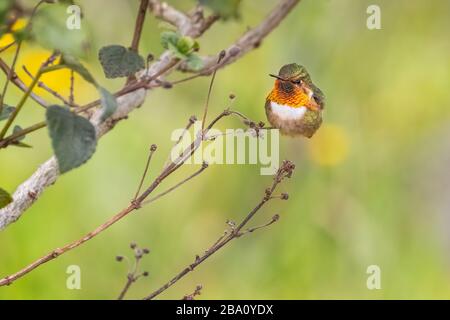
98, 87, 118, 122
0, 105, 15, 121
46, 105, 97, 174
199, 0, 241, 20
160, 31, 180, 50
12, 125, 25, 141
31, 4, 89, 56
167, 41, 188, 59
60, 55, 116, 123
0, 187, 13, 209
60, 54, 97, 85
185, 54, 204, 71
98, 45, 145, 79
11, 141, 32, 148
177, 36, 196, 55
161, 32, 199, 60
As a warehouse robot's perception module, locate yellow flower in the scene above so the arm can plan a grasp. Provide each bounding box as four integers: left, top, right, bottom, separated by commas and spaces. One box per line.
0, 18, 27, 49
0, 33, 14, 48
308, 124, 350, 166
11, 18, 27, 32
16, 47, 97, 103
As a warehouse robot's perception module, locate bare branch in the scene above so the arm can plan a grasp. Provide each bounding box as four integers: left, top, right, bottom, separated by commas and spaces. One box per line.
0, 42, 22, 116
133, 144, 158, 202
143, 161, 295, 300
179, 0, 300, 74
148, 0, 193, 35
22, 65, 79, 108
142, 162, 208, 206
0, 58, 48, 108
131, 0, 150, 52
0, 0, 301, 231
69, 70, 75, 105
0, 106, 248, 286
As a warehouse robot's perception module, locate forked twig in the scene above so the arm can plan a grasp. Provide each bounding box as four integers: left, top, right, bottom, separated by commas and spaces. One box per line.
0, 54, 271, 286
116, 243, 150, 300
143, 160, 295, 300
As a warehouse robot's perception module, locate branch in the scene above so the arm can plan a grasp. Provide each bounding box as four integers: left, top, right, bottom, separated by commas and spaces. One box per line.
131, 0, 149, 52
127, 0, 150, 84
0, 58, 48, 108
22, 65, 79, 108
143, 161, 295, 300
179, 0, 300, 74
0, 0, 301, 231
149, 0, 198, 36
0, 103, 262, 286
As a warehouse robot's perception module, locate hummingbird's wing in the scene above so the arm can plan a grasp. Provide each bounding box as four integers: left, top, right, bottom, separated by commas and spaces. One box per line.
310, 84, 325, 109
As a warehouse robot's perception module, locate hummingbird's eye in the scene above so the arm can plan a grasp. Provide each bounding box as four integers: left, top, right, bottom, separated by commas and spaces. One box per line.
292, 79, 302, 85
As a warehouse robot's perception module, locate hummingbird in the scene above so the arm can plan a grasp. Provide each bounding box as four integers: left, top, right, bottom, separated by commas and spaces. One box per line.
265, 63, 325, 138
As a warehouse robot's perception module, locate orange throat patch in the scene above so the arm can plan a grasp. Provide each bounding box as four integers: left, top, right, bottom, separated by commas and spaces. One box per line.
266, 80, 317, 110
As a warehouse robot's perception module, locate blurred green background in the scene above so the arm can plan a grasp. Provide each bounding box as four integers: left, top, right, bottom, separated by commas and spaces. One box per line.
1, 0, 450, 299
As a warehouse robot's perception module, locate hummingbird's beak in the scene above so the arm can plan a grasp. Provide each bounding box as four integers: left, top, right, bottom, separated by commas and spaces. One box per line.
269, 74, 286, 81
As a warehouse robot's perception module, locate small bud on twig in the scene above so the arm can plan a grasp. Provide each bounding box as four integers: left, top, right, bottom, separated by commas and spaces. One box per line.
219, 50, 226, 60
189, 115, 198, 124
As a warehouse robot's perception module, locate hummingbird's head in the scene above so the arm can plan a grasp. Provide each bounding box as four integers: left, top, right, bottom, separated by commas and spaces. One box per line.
268, 63, 321, 111
277, 63, 311, 82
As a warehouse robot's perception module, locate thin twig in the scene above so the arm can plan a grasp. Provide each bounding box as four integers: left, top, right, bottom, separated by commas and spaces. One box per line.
22, 65, 79, 108
117, 243, 150, 300
0, 204, 136, 286
0, 58, 48, 108
182, 285, 203, 300
0, 0, 301, 234
127, 0, 150, 84
201, 50, 225, 132
0, 42, 15, 54
0, 100, 269, 286
0, 107, 226, 286
131, 0, 149, 53
69, 70, 75, 105
0, 121, 46, 149
0, 52, 59, 140
0, 42, 22, 116
142, 162, 208, 206
117, 276, 134, 300
133, 144, 157, 202
163, 115, 197, 168
143, 161, 295, 300
76, 58, 180, 114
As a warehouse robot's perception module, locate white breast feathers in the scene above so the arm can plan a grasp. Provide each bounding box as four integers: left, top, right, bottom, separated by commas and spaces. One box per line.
270, 102, 307, 120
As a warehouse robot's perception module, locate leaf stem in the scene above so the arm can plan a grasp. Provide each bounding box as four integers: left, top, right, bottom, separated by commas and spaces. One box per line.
0, 69, 43, 139
0, 41, 22, 116
0, 121, 46, 149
